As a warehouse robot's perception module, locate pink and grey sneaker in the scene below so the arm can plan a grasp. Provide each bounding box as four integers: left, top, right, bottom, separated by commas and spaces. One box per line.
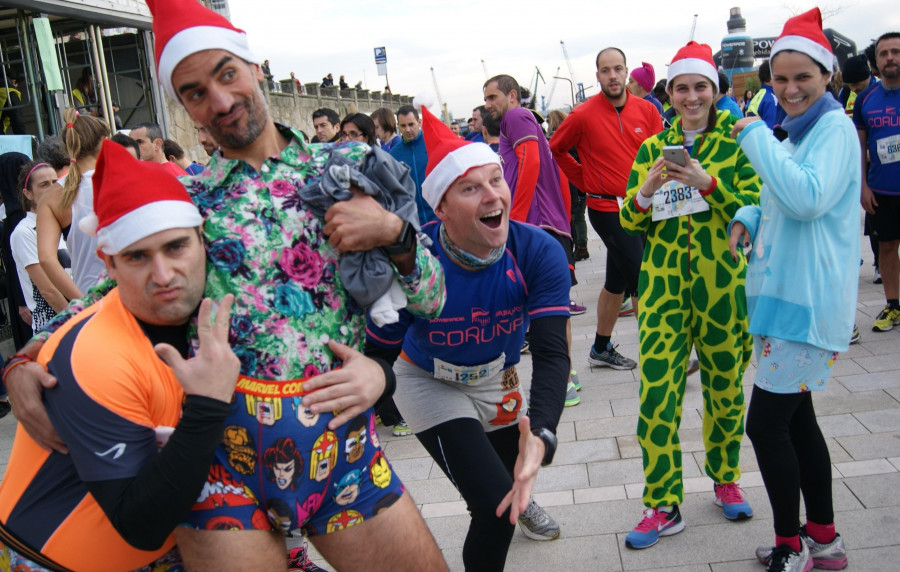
624, 506, 685, 549
714, 482, 753, 520
287, 544, 328, 572
756, 526, 848, 570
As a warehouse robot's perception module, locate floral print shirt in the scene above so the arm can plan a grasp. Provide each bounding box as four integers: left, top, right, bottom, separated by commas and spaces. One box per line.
36, 125, 445, 380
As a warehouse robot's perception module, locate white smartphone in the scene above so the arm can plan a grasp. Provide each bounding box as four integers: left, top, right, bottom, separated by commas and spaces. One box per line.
663, 145, 686, 166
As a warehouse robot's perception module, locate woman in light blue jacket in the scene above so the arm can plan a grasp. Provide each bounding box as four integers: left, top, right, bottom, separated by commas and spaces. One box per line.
729, 8, 859, 572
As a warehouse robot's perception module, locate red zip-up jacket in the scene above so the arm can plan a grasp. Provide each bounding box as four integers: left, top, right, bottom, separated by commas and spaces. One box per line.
550, 92, 662, 212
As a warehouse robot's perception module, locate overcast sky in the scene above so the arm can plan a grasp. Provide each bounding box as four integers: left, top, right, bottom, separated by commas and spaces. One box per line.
228, 0, 896, 119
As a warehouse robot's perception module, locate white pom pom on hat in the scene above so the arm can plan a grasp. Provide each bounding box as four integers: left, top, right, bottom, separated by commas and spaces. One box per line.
79, 212, 99, 237
412, 92, 436, 110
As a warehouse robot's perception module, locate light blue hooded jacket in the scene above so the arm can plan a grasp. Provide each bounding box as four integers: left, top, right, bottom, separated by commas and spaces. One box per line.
732, 106, 861, 352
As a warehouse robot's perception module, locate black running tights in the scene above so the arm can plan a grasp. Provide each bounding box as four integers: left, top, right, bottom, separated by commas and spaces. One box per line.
746, 385, 834, 537
416, 418, 520, 572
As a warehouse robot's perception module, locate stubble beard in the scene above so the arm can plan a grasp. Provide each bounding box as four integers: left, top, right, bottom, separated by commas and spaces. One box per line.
208, 85, 269, 150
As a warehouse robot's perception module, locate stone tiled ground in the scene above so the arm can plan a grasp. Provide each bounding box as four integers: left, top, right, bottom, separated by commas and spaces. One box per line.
375, 223, 900, 570
1, 223, 898, 570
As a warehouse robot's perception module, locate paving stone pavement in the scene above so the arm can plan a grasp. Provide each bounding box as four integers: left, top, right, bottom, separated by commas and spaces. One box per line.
1, 223, 898, 570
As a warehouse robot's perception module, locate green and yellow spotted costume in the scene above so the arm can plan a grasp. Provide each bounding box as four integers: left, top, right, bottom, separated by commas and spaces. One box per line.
620, 110, 760, 507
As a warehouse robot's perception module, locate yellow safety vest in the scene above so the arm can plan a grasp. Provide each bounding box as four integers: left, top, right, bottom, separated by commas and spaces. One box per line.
0, 87, 21, 133
844, 91, 857, 116
745, 89, 766, 117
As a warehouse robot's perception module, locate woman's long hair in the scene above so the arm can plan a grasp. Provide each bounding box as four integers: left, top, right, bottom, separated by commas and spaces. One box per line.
60, 108, 108, 209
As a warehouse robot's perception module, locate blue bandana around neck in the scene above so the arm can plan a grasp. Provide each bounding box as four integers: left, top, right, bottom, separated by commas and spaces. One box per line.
781, 94, 842, 144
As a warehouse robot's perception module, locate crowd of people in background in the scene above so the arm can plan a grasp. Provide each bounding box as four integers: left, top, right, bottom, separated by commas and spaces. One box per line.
258, 59, 374, 95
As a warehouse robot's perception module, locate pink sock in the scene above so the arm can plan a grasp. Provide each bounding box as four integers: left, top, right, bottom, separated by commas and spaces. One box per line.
806, 520, 836, 544
776, 534, 802, 552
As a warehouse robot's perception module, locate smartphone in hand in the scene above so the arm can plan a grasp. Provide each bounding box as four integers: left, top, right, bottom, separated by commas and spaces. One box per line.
663, 145, 686, 167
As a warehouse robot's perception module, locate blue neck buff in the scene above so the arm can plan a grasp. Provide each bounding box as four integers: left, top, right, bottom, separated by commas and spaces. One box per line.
781, 93, 842, 144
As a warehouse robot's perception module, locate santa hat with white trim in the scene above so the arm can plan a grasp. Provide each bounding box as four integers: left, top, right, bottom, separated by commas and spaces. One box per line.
416, 95, 502, 209
770, 7, 833, 72
146, 0, 257, 101
79, 140, 202, 255
667, 41, 719, 94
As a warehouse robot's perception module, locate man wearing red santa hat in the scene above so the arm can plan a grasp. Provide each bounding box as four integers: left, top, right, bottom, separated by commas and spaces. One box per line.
2, 0, 449, 569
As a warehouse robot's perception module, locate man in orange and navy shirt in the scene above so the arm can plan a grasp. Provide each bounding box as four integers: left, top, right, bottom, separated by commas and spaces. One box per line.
0, 140, 238, 572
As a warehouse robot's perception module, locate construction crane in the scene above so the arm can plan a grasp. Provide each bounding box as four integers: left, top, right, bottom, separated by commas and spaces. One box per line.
529, 66, 546, 108
430, 67, 449, 125
560, 41, 579, 101
544, 66, 561, 112
688, 14, 698, 42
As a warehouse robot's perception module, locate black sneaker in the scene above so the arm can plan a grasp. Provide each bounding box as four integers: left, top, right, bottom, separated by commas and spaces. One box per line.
521, 331, 531, 354
588, 343, 637, 370
0, 401, 9, 419
765, 543, 810, 572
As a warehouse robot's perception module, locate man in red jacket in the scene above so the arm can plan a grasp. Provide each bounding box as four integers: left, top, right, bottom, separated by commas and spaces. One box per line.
550, 47, 662, 371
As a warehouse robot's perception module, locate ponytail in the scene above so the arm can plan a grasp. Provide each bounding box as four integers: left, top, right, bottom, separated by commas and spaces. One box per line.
60, 107, 108, 209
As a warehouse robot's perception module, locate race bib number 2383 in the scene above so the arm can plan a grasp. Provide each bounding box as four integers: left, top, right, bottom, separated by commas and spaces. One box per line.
651, 180, 710, 221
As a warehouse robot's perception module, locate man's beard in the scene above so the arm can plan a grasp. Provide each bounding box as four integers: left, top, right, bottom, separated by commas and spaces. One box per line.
601, 83, 624, 100
207, 88, 268, 149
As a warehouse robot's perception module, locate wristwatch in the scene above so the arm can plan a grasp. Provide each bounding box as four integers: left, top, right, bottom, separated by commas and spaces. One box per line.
530, 426, 558, 467
383, 220, 417, 256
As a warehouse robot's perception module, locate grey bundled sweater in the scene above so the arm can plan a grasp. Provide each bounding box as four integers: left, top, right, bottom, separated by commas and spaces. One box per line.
298, 145, 424, 307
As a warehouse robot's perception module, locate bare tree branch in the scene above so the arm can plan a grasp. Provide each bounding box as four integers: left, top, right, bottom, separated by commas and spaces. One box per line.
783, 3, 848, 21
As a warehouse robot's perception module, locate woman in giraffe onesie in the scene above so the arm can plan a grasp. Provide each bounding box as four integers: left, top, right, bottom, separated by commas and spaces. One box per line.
619, 41, 761, 550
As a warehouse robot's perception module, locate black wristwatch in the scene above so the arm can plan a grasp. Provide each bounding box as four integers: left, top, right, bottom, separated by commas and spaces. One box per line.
531, 427, 558, 467
383, 220, 417, 256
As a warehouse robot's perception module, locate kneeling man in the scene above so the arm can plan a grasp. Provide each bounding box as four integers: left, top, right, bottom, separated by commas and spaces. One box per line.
366, 103, 570, 571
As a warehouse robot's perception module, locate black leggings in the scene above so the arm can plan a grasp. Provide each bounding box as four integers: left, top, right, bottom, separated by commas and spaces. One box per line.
746, 386, 834, 537
416, 418, 519, 572
587, 208, 642, 296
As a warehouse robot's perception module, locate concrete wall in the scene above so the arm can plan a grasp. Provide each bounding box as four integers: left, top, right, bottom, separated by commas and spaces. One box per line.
165, 84, 411, 165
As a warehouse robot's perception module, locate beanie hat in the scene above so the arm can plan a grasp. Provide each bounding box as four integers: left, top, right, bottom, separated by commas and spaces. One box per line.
416, 96, 502, 209
770, 7, 833, 72
147, 0, 257, 100
667, 42, 719, 93
630, 62, 656, 93
80, 140, 202, 255
841, 54, 870, 84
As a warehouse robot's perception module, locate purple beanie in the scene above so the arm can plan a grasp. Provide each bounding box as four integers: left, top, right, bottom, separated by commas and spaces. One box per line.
630, 62, 655, 92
